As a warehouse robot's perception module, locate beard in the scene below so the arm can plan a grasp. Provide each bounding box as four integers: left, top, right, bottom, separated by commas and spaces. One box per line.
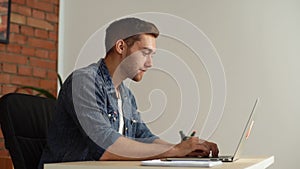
119, 50, 147, 82
132, 70, 145, 82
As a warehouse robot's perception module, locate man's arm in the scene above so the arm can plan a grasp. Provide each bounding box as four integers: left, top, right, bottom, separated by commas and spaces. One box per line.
100, 136, 217, 160
153, 138, 174, 146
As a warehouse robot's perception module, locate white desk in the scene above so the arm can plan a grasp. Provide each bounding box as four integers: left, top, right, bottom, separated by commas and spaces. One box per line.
45, 156, 274, 169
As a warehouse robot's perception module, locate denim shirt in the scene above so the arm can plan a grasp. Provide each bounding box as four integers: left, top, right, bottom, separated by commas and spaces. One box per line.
39, 59, 158, 169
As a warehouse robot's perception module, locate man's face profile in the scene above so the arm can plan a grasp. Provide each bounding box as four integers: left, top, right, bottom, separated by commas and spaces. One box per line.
120, 34, 157, 82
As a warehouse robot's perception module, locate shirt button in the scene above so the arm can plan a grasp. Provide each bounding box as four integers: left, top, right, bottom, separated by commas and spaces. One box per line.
125, 127, 128, 131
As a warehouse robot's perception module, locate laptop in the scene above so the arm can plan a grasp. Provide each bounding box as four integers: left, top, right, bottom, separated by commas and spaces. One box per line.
166, 98, 260, 162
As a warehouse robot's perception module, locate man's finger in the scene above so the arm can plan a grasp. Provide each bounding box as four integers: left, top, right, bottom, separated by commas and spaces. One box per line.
208, 142, 219, 157
196, 144, 210, 156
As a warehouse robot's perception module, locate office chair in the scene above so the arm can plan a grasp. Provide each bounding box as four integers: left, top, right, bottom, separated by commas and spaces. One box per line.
0, 93, 56, 169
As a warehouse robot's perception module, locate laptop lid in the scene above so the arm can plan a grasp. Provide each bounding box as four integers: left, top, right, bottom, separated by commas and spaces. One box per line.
231, 98, 259, 161
165, 98, 260, 162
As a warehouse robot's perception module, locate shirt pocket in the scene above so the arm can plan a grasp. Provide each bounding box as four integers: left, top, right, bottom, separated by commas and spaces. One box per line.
107, 111, 119, 130
125, 117, 138, 138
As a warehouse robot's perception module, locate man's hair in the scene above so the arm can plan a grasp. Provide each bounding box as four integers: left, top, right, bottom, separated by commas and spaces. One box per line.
105, 17, 159, 54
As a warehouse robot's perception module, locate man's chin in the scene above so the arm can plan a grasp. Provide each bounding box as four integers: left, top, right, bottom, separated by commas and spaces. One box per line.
132, 76, 142, 82
132, 72, 144, 82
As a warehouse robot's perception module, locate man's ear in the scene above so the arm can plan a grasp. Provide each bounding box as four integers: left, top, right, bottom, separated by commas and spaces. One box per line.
115, 39, 126, 55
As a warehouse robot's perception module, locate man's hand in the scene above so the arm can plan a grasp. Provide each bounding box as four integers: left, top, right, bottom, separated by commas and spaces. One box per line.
173, 137, 219, 157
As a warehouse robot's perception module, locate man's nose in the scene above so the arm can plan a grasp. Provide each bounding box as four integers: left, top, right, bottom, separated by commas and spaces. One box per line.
144, 55, 153, 68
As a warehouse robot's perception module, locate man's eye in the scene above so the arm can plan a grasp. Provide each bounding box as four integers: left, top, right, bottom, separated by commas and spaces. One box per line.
142, 51, 150, 57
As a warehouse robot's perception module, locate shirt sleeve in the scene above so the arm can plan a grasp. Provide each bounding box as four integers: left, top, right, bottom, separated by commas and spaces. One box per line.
70, 68, 122, 156
135, 113, 159, 143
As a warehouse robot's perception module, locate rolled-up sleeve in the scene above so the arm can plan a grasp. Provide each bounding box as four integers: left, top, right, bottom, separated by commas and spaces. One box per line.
135, 114, 159, 143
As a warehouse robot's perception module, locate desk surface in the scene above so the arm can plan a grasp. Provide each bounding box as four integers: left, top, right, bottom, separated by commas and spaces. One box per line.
45, 156, 274, 169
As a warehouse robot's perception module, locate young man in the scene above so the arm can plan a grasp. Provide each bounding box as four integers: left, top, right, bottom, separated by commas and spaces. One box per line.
39, 18, 218, 168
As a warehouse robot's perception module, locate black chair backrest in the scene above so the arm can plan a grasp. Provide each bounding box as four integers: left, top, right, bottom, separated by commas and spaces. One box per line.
0, 93, 56, 169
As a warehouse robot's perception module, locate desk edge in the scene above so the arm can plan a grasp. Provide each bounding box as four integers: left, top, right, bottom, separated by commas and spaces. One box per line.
244, 156, 274, 169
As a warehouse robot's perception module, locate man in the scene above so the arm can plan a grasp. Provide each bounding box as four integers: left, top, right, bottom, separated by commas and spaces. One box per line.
39, 17, 218, 168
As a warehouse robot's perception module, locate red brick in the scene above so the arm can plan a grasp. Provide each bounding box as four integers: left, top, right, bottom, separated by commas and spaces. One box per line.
10, 13, 26, 25
3, 63, 17, 73
50, 90, 57, 97
39, 0, 51, 3
0, 74, 10, 83
21, 25, 34, 36
33, 67, 47, 78
35, 49, 48, 58
34, 29, 48, 39
32, 9, 45, 20
40, 79, 56, 89
31, 89, 41, 96
9, 33, 27, 45
15, 87, 35, 95
0, 155, 13, 169
54, 5, 59, 14
11, 4, 19, 12
40, 0, 59, 5
0, 149, 10, 156
0, 44, 6, 51
0, 140, 4, 148
53, 23, 58, 32
54, 0, 59, 5
14, 0, 26, 5
29, 57, 56, 70
27, 17, 54, 30
0, 0, 59, 98
47, 70, 58, 80
49, 51, 57, 60
6, 44, 22, 54
49, 31, 57, 41
46, 13, 58, 23
2, 85, 18, 94
10, 23, 20, 33
0, 54, 28, 64
18, 65, 33, 76
21, 47, 35, 56
11, 4, 31, 16
10, 75, 40, 87
26, 0, 53, 12
28, 37, 55, 50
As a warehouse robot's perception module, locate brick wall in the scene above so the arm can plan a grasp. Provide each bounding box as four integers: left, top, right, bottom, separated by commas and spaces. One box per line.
0, 0, 59, 158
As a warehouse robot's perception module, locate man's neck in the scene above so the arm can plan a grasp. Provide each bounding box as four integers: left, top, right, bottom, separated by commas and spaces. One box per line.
104, 54, 126, 89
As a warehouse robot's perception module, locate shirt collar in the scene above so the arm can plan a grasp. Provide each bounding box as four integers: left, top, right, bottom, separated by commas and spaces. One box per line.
98, 59, 128, 99
98, 59, 113, 89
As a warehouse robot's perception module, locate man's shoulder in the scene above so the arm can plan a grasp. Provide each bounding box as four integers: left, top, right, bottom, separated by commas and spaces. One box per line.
60, 62, 105, 91
73, 62, 99, 76
70, 62, 106, 82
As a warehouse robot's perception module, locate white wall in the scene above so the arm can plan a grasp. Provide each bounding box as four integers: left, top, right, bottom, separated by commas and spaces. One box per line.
59, 0, 300, 169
